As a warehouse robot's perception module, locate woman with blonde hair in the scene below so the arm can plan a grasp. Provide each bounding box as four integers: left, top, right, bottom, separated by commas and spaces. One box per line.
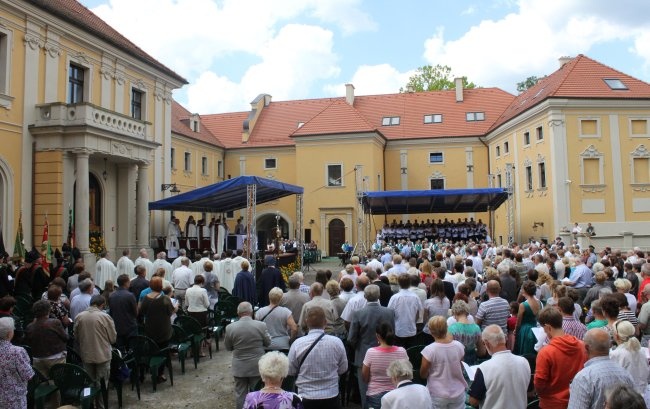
536, 271, 554, 304
420, 316, 466, 408
611, 319, 650, 402
614, 278, 637, 315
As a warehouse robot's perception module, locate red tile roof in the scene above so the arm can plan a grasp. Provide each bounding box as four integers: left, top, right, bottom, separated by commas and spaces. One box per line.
29, 0, 187, 84
491, 54, 650, 131
291, 99, 377, 137
200, 111, 249, 149
171, 101, 224, 148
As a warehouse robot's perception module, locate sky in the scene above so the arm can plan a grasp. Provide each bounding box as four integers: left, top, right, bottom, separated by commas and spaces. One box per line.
80, 0, 650, 115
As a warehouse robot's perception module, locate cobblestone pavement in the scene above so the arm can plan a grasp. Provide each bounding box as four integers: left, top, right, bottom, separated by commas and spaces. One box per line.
107, 257, 355, 409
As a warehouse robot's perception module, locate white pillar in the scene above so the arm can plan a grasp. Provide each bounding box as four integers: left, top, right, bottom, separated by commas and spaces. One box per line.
137, 163, 150, 248
116, 163, 137, 254
75, 152, 90, 252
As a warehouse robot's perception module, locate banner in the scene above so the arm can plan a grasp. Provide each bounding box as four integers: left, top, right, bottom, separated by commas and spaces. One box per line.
42, 215, 52, 275
13, 212, 25, 261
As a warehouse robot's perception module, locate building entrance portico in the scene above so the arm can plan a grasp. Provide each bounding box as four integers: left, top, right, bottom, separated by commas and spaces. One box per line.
30, 102, 159, 270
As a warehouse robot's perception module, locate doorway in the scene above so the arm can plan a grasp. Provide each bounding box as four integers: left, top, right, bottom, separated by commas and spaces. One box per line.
328, 218, 345, 256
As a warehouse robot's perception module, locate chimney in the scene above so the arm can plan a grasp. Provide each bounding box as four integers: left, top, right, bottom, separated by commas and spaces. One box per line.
345, 83, 355, 106
454, 77, 464, 102
264, 94, 272, 106
558, 56, 572, 68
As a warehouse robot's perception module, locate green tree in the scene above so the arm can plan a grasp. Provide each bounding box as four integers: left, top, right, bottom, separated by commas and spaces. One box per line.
516, 75, 545, 93
400, 64, 477, 92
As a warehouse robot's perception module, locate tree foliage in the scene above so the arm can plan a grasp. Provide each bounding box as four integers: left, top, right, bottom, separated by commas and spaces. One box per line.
400, 64, 477, 92
516, 76, 545, 93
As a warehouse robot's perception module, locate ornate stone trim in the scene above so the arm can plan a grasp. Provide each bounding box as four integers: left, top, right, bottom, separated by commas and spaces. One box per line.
631, 144, 650, 158
431, 170, 445, 179
523, 157, 532, 167
579, 184, 606, 193
23, 33, 43, 50
580, 144, 603, 158
43, 41, 61, 58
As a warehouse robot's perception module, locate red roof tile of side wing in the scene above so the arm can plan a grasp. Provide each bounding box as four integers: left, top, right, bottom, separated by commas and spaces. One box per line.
200, 111, 250, 149
291, 99, 377, 137
490, 55, 650, 132
171, 101, 225, 148
28, 0, 187, 84
354, 88, 515, 139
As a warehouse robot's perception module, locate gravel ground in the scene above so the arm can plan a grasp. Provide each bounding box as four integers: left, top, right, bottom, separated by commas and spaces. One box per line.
107, 257, 352, 409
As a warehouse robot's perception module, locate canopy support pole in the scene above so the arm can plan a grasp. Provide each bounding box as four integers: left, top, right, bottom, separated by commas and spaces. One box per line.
296, 193, 303, 271
246, 183, 257, 271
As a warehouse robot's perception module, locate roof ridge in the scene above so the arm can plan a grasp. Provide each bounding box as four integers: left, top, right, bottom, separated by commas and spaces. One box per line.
291, 99, 376, 137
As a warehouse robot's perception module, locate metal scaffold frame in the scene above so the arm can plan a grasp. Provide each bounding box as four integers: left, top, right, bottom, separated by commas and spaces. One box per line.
505, 163, 515, 244
245, 183, 257, 264
296, 193, 304, 270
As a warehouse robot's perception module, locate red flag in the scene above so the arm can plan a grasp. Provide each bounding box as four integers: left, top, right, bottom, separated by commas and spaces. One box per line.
41, 216, 51, 275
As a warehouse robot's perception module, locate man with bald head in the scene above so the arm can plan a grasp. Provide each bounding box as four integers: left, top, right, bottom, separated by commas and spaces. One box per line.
298, 282, 339, 334
568, 329, 634, 409
475, 280, 510, 333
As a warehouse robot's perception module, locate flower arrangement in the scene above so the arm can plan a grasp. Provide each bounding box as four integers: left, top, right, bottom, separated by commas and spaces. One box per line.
89, 230, 106, 259
279, 260, 300, 285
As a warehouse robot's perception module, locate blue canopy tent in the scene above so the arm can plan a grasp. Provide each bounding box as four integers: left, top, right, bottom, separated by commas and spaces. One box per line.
361, 188, 508, 214
149, 176, 305, 269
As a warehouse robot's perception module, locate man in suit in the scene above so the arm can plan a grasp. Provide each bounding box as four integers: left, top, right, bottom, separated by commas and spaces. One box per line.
347, 284, 395, 409
280, 275, 310, 332
224, 302, 271, 409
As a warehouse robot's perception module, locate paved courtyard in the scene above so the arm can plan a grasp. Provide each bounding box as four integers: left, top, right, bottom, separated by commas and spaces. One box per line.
107, 257, 352, 409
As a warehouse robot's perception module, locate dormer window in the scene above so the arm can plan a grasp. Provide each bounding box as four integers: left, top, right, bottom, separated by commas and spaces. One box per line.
424, 114, 442, 124
382, 116, 400, 126
190, 113, 200, 132
297, 121, 305, 128
603, 78, 628, 90
466, 112, 485, 121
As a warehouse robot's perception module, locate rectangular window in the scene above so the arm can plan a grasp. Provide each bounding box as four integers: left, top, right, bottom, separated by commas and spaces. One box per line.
430, 178, 445, 190
497, 174, 502, 187
631, 119, 648, 136
538, 162, 547, 188
0, 31, 10, 95
201, 156, 208, 175
327, 164, 342, 186
131, 88, 143, 120
184, 152, 191, 172
170, 148, 175, 169
217, 160, 223, 178
525, 166, 533, 191
604, 78, 628, 90
226, 210, 234, 218
536, 126, 544, 141
523, 131, 530, 145
495, 146, 500, 157
504, 141, 509, 154
382, 116, 400, 126
583, 158, 600, 185
429, 152, 444, 164
466, 112, 485, 122
633, 158, 650, 184
68, 63, 84, 104
424, 114, 443, 124
581, 119, 598, 136
264, 158, 277, 169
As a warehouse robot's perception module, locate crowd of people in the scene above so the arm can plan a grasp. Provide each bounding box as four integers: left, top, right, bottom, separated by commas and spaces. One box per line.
2, 234, 650, 409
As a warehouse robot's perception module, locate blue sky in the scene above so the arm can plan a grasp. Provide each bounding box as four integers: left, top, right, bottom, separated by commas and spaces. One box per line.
81, 0, 650, 114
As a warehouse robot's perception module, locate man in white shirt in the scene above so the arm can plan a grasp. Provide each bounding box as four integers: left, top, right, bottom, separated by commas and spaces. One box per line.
388, 274, 422, 348
166, 216, 180, 258
94, 250, 117, 290
191, 250, 211, 277
116, 249, 135, 279
340, 276, 370, 328
171, 257, 193, 310
151, 251, 173, 277
134, 248, 154, 279
386, 254, 407, 276
171, 248, 192, 271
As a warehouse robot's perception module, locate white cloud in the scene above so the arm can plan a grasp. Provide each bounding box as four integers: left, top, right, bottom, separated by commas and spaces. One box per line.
324, 64, 414, 97
422, 0, 650, 92
461, 6, 477, 15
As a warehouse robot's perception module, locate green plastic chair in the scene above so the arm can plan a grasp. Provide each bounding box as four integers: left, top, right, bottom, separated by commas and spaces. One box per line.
28, 367, 58, 409
206, 308, 225, 351
127, 335, 174, 396
406, 344, 428, 385
110, 348, 136, 407
48, 363, 106, 409
171, 324, 193, 373
174, 315, 212, 366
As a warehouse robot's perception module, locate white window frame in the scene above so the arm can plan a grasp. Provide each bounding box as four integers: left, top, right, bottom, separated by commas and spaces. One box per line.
428, 152, 444, 164
0, 27, 13, 108
524, 161, 533, 192
382, 116, 400, 126
66, 55, 92, 104
130, 87, 145, 120
538, 161, 547, 189
466, 112, 485, 122
170, 147, 176, 170
184, 151, 191, 172
201, 156, 208, 176
495, 146, 500, 157
629, 117, 650, 138
630, 145, 650, 187
424, 114, 443, 124
430, 177, 445, 190
523, 131, 531, 147
326, 163, 343, 187
217, 160, 223, 178
535, 125, 544, 142
504, 141, 510, 154
497, 174, 502, 188
264, 157, 277, 170
580, 145, 605, 186
579, 117, 601, 138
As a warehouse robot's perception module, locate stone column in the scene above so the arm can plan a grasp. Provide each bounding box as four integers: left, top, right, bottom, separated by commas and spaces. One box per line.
137, 163, 150, 248
116, 163, 137, 255
75, 152, 90, 252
